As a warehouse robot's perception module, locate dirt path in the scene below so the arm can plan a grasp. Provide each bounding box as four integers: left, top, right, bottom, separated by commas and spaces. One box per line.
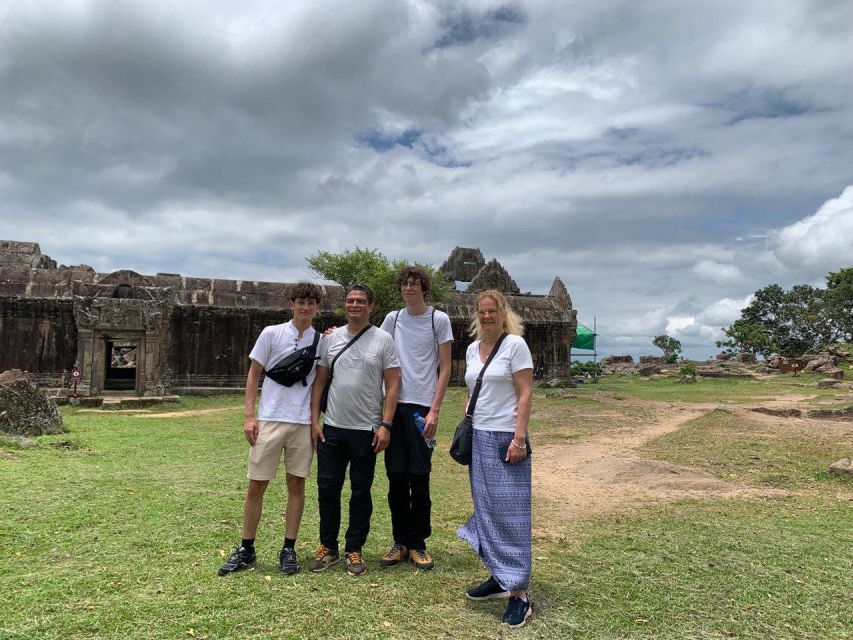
533, 402, 784, 529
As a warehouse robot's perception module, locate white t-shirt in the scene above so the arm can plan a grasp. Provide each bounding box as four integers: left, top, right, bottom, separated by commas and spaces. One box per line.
249, 321, 320, 424
379, 307, 453, 407
464, 334, 533, 432
318, 326, 400, 431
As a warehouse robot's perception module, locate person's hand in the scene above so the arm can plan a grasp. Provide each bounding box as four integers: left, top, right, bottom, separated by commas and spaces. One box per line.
244, 417, 259, 446
372, 425, 390, 453
323, 326, 340, 336
506, 438, 528, 464
311, 422, 325, 451
424, 409, 439, 439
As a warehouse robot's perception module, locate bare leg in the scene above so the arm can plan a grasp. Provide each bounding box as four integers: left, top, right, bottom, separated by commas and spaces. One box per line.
241, 479, 269, 539
284, 473, 306, 540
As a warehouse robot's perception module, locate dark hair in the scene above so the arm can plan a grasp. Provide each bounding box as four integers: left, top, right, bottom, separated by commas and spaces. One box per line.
396, 265, 431, 294
345, 283, 374, 304
290, 282, 322, 303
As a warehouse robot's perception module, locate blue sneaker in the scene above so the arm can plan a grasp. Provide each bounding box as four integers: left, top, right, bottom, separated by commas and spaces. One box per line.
466, 576, 510, 600
502, 596, 531, 628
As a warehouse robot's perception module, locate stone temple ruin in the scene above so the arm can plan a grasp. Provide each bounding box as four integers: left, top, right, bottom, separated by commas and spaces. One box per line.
0, 240, 577, 395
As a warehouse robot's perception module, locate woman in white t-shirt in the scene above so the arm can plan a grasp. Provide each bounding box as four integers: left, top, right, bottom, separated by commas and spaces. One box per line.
456, 289, 534, 629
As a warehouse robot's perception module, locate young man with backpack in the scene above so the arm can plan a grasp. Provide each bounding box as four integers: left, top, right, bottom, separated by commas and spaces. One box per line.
378, 266, 453, 570
218, 282, 324, 577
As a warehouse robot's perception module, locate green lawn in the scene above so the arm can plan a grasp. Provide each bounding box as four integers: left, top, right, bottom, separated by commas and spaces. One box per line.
1, 388, 852, 639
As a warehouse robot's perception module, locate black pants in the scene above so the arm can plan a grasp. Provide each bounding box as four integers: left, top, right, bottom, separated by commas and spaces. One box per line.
385, 404, 433, 550
316, 424, 376, 553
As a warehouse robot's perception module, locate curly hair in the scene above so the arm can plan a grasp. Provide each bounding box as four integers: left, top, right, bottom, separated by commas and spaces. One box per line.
289, 282, 322, 303
468, 289, 524, 340
396, 265, 431, 295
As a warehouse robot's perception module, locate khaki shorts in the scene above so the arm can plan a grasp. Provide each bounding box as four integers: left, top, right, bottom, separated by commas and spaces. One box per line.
247, 420, 313, 480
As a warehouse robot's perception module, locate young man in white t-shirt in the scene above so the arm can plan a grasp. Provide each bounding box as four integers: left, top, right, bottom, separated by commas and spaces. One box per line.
378, 266, 453, 570
218, 282, 323, 577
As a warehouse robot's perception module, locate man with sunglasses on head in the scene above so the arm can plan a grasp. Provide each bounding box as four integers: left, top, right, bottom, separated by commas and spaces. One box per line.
308, 284, 400, 576
378, 266, 453, 570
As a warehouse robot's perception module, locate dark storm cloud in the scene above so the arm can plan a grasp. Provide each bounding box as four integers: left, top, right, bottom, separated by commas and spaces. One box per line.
1, 0, 852, 359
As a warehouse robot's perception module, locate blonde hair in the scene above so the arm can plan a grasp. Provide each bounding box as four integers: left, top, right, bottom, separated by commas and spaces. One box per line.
469, 289, 524, 340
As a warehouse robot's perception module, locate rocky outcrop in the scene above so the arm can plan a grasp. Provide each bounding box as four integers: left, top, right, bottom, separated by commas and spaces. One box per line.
0, 370, 65, 437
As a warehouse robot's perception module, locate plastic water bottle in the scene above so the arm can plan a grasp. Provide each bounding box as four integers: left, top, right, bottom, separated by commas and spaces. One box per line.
413, 412, 436, 449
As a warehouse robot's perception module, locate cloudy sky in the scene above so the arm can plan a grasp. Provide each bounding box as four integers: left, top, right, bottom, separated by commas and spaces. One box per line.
2, 0, 852, 359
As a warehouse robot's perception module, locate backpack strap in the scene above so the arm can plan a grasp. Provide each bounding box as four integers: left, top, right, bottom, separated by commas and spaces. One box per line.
391, 309, 401, 338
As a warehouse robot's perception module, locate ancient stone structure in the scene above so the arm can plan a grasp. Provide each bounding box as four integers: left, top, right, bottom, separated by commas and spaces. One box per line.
1, 241, 577, 394
0, 369, 65, 436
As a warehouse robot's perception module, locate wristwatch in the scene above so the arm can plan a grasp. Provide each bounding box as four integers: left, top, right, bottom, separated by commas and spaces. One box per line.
373, 421, 393, 433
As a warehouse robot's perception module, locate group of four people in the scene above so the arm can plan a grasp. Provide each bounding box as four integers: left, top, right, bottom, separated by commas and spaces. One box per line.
218, 266, 534, 628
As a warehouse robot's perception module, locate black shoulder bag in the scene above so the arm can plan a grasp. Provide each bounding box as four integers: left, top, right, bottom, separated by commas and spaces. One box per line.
265, 330, 321, 387
319, 325, 371, 413
449, 332, 508, 465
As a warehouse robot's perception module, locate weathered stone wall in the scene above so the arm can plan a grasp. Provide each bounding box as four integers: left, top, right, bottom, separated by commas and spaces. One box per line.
1, 242, 578, 392
167, 306, 346, 387
0, 299, 77, 379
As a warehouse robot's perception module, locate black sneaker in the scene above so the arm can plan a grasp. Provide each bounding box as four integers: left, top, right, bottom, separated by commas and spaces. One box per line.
279, 546, 300, 575
502, 596, 531, 628
465, 576, 510, 600
218, 546, 256, 576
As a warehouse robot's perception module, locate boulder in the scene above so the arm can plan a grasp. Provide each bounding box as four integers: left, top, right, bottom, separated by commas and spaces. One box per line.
637, 364, 661, 377
0, 370, 65, 437
827, 458, 852, 477
715, 352, 732, 361
639, 355, 665, 364
0, 433, 38, 448
679, 375, 697, 384
820, 367, 844, 380
737, 352, 756, 363
804, 353, 837, 372
601, 355, 634, 365
817, 378, 842, 388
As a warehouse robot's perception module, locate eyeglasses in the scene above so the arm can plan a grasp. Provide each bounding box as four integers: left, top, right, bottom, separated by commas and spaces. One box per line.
402, 280, 421, 289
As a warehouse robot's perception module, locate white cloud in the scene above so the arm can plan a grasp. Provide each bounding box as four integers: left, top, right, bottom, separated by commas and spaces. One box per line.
692, 259, 744, 284
773, 184, 853, 273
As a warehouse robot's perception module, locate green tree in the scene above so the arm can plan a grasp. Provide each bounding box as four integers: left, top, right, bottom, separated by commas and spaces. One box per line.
825, 267, 853, 343
306, 247, 452, 323
652, 335, 682, 363
719, 271, 851, 358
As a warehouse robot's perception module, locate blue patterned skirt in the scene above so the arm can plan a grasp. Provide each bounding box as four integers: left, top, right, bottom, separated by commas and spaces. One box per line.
456, 429, 531, 592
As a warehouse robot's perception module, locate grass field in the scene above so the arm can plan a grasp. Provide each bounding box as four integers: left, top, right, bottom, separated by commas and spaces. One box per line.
1, 380, 851, 639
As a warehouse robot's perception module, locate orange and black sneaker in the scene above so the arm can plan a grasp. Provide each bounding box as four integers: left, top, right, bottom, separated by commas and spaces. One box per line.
379, 543, 409, 567
409, 548, 434, 570
307, 544, 340, 573
345, 550, 367, 575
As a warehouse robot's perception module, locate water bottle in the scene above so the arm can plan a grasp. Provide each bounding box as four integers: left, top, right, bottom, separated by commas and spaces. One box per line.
413, 412, 436, 449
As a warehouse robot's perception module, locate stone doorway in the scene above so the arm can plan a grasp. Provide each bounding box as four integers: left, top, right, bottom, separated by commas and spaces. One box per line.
104, 340, 138, 391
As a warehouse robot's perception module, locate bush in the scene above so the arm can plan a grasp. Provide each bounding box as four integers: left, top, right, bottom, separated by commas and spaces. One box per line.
571, 360, 601, 376
679, 361, 698, 377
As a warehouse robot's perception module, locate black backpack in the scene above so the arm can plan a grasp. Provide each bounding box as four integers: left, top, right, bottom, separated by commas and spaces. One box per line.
265, 331, 321, 387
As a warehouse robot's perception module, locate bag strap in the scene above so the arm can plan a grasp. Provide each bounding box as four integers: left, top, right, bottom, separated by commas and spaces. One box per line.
328, 325, 371, 377
465, 332, 508, 418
